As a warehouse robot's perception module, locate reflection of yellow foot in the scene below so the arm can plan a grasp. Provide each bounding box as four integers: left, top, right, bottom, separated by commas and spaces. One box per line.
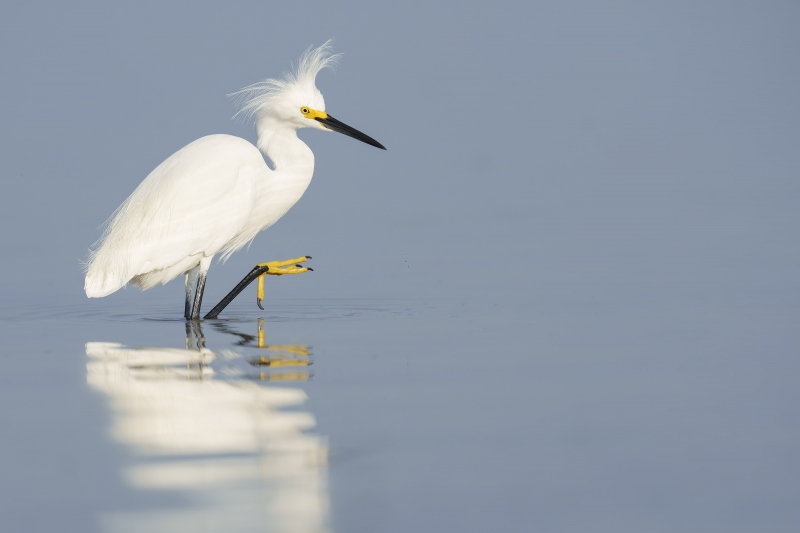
256, 256, 313, 309
253, 319, 312, 378
255, 353, 310, 367
259, 371, 310, 382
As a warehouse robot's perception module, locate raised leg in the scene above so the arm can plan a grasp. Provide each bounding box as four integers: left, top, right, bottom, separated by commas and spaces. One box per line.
203, 256, 312, 319
203, 265, 268, 319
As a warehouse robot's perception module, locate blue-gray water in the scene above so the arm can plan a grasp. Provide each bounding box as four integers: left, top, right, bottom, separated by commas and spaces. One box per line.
2, 293, 799, 532
2, 1, 799, 532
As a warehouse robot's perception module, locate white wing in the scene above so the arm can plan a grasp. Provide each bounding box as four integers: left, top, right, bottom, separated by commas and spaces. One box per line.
85, 135, 268, 297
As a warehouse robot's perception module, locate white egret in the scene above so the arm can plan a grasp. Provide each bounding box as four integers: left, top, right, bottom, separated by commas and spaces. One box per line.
84, 42, 385, 319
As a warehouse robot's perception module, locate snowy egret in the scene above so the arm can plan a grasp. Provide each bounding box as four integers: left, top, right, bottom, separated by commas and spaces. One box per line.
84, 41, 384, 319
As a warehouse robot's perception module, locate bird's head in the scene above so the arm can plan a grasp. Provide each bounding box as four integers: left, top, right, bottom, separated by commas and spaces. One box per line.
230, 41, 385, 150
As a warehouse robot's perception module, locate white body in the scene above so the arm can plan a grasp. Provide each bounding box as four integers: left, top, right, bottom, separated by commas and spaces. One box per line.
85, 43, 343, 301
85, 131, 314, 297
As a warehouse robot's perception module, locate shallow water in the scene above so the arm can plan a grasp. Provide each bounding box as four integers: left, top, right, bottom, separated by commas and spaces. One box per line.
1, 291, 798, 532
2, 3, 799, 529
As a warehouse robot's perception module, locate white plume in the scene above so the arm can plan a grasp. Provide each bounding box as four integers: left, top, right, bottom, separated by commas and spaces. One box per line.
229, 40, 341, 122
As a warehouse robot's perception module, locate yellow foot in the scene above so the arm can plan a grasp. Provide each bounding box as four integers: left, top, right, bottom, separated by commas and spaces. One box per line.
256, 256, 313, 309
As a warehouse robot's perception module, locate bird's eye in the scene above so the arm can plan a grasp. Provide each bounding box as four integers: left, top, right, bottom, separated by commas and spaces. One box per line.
301, 107, 310, 115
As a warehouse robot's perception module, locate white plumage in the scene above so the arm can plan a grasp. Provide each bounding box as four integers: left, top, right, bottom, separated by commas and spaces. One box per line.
84, 41, 384, 318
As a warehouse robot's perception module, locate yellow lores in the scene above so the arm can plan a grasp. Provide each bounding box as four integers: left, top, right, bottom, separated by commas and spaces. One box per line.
301, 106, 328, 120
256, 256, 313, 309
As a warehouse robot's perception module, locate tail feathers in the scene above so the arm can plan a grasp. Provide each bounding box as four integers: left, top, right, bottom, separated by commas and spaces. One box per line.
85, 269, 128, 298
85, 250, 200, 297
85, 249, 134, 298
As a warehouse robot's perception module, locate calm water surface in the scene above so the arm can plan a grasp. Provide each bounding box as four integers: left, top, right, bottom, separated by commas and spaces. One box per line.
1, 292, 798, 532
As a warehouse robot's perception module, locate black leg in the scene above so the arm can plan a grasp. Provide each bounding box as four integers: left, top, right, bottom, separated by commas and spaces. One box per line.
203, 265, 270, 319
190, 270, 208, 320
184, 267, 200, 320
184, 271, 192, 319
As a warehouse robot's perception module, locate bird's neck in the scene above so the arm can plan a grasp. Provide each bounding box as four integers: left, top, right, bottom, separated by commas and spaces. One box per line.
251, 118, 315, 227
255, 118, 314, 178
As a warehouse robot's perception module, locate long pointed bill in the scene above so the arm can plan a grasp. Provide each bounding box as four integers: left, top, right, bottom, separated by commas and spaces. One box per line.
316, 114, 386, 150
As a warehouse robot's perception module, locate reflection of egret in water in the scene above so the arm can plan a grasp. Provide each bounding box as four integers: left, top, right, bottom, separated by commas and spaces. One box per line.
86, 320, 329, 533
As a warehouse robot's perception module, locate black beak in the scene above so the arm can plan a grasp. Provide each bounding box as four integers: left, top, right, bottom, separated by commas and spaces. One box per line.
316, 114, 386, 150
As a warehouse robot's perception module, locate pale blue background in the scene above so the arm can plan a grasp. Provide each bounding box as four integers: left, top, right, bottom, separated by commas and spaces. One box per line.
1, 1, 799, 532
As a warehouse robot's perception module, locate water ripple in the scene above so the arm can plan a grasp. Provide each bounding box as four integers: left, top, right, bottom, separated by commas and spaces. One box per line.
1, 297, 432, 324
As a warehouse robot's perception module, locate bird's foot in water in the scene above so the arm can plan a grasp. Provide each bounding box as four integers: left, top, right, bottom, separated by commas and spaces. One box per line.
257, 256, 313, 309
